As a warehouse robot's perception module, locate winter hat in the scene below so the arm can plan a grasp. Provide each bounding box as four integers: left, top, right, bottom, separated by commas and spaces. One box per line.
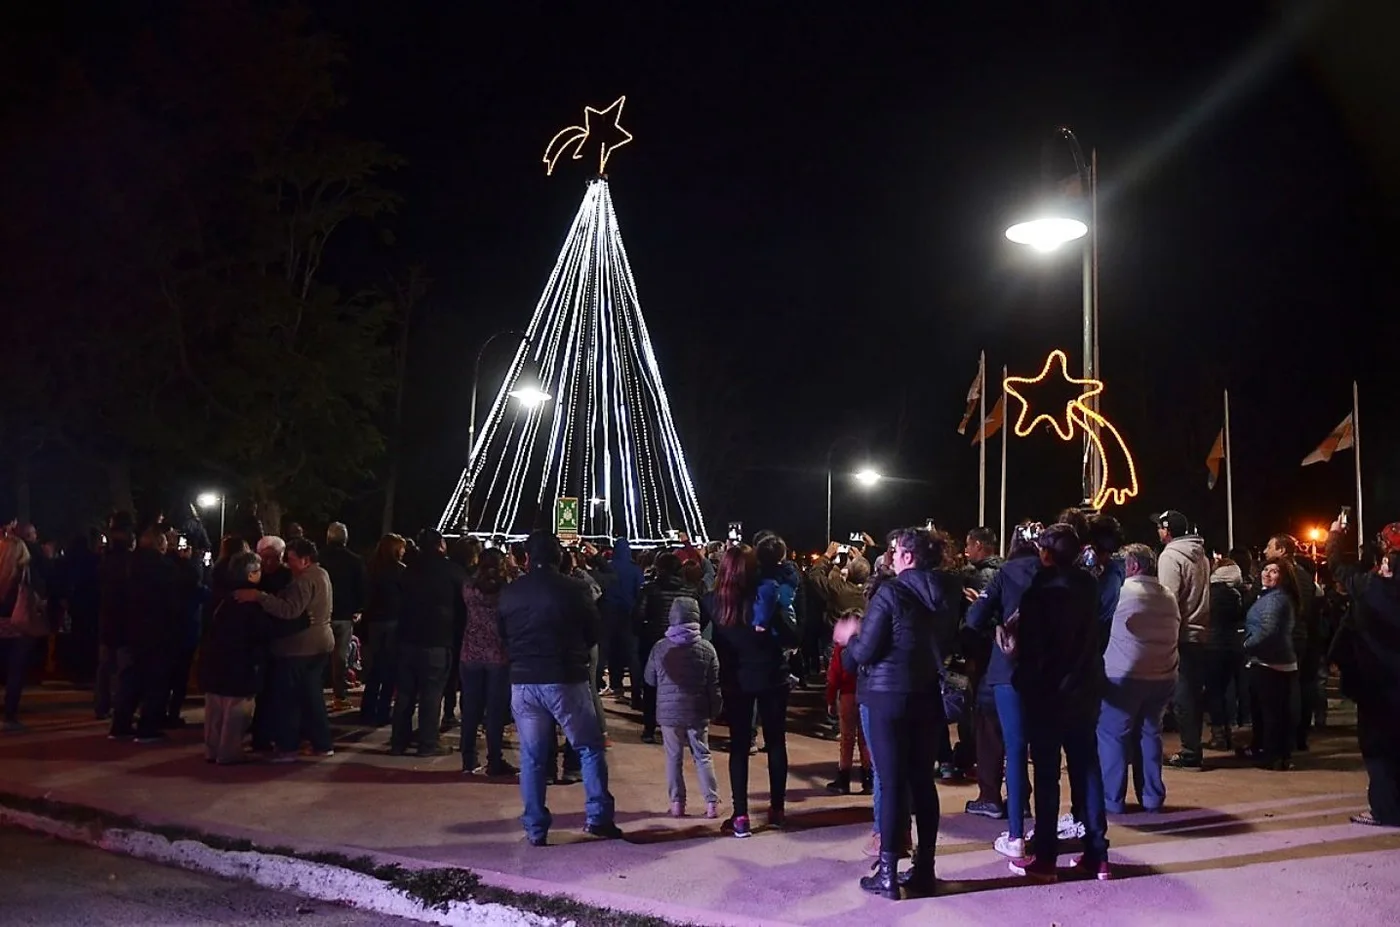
668, 596, 701, 626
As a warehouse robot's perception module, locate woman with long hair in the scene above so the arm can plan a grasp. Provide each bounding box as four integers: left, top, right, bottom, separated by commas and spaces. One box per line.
0, 535, 38, 730
1243, 558, 1301, 770
710, 541, 792, 839
461, 547, 517, 776
359, 534, 407, 726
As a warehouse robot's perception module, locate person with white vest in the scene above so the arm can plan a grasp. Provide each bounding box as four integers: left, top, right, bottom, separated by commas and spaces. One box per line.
1098, 544, 1180, 812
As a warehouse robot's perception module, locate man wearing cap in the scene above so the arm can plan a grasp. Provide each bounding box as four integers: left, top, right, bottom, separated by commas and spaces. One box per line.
1154, 511, 1211, 770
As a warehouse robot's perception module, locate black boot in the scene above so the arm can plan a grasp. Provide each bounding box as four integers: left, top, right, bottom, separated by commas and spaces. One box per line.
825, 769, 852, 795
860, 767, 873, 795
899, 846, 936, 897
859, 851, 901, 900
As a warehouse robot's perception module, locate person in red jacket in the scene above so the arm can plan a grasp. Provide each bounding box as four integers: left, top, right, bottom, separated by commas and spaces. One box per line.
825, 611, 872, 795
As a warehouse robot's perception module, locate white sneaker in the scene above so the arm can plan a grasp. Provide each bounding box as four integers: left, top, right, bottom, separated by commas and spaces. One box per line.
994, 834, 1026, 859
1059, 813, 1086, 839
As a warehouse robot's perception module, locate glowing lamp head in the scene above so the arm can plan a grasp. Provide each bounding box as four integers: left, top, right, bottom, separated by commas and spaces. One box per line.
1307, 527, 1323, 542
853, 468, 882, 487
508, 386, 552, 408
196, 492, 221, 510
1005, 217, 1088, 252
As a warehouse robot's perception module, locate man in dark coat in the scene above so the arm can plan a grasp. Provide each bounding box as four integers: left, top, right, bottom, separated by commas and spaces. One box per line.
498, 531, 620, 846
390, 529, 466, 757
1328, 523, 1400, 827
1010, 523, 1111, 882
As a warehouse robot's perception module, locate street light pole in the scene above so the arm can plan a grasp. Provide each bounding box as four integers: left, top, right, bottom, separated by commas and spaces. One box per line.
466, 330, 530, 530
1005, 126, 1101, 507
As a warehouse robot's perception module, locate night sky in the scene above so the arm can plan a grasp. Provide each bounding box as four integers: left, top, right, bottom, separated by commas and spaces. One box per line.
14, 1, 1400, 551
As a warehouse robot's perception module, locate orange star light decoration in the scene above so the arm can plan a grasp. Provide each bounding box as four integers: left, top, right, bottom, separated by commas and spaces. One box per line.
543, 96, 634, 176
1003, 349, 1140, 509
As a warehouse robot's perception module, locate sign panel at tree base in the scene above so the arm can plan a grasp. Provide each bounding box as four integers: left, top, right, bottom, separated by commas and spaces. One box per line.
555, 497, 580, 541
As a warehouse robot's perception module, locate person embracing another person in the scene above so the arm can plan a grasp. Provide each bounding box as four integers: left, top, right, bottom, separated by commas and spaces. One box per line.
1007, 523, 1111, 883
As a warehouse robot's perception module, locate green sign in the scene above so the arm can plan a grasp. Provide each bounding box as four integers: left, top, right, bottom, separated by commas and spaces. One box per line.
554, 497, 580, 540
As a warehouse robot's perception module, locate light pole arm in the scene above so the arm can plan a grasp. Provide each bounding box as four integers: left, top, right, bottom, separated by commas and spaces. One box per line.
824, 435, 864, 545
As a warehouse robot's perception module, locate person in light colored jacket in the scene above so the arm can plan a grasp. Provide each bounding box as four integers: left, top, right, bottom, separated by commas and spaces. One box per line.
1154, 510, 1212, 770
1099, 544, 1180, 813
645, 597, 722, 819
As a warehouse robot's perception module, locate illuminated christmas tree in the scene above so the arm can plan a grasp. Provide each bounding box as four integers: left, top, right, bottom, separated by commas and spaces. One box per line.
438, 98, 707, 542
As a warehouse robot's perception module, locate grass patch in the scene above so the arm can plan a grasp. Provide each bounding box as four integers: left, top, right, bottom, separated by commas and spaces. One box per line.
0, 791, 683, 926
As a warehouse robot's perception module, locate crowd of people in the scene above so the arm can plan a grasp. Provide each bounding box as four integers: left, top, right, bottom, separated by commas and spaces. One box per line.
2, 502, 1399, 901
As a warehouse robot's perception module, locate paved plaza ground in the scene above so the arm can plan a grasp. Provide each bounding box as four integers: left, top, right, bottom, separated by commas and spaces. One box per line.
2, 684, 1397, 926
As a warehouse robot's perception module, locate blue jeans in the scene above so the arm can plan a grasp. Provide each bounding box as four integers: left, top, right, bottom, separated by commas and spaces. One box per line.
512, 682, 615, 841
860, 702, 881, 835
993, 684, 1029, 839
1028, 711, 1110, 864
1098, 676, 1174, 813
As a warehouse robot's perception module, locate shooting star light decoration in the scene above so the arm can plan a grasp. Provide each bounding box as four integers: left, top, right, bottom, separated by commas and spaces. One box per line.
1003, 349, 1140, 509
543, 96, 634, 176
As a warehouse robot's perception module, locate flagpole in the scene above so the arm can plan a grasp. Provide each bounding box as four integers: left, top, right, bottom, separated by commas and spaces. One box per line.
999, 365, 1008, 557
1224, 389, 1235, 551
1354, 379, 1364, 556
978, 351, 987, 527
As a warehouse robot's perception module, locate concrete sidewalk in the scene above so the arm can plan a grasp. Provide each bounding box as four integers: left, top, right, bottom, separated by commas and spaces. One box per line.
2, 685, 1397, 926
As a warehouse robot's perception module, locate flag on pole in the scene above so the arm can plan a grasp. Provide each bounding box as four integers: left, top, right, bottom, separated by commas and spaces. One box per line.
1301, 413, 1354, 465
1206, 429, 1224, 489
972, 394, 1005, 446
956, 355, 983, 435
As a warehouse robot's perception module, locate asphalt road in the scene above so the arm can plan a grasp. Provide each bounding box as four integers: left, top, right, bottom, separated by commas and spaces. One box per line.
1, 826, 420, 926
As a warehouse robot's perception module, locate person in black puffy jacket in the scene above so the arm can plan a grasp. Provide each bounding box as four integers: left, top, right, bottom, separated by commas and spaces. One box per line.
833, 527, 948, 900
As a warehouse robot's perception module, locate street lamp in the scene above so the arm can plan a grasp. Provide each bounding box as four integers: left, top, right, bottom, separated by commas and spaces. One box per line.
825, 436, 882, 543
506, 385, 552, 408
465, 331, 552, 530
1004, 125, 1101, 505
854, 468, 882, 487
196, 491, 225, 541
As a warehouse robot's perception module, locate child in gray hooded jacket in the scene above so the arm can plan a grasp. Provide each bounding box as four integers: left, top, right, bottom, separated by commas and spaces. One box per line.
645, 596, 723, 818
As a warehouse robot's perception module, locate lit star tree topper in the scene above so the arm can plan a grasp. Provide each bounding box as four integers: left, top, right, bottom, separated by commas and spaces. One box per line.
439, 99, 706, 543
1003, 349, 1140, 509
542, 96, 634, 176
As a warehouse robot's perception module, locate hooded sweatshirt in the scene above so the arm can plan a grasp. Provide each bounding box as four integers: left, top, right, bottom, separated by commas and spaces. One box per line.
1158, 535, 1211, 643
600, 538, 643, 619
1209, 562, 1246, 651
643, 597, 722, 728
